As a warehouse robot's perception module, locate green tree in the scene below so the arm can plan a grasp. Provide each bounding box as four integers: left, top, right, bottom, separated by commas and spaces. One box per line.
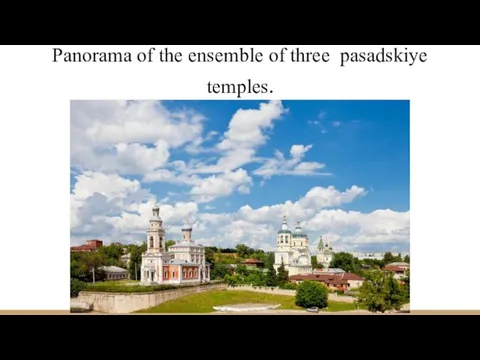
211, 264, 231, 280
295, 281, 328, 309
98, 244, 124, 266
205, 247, 216, 265
384, 272, 407, 311
404, 255, 410, 263
311, 256, 318, 269
235, 244, 254, 258
265, 263, 277, 287
165, 240, 176, 250
277, 260, 289, 287
225, 274, 241, 287
70, 278, 86, 298
402, 268, 410, 300
383, 252, 402, 265
245, 272, 264, 286
330, 252, 361, 274
357, 270, 408, 313
236, 264, 250, 277
128, 246, 143, 280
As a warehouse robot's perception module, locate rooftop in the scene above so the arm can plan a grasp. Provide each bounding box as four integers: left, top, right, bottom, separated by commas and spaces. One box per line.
290, 272, 364, 284
167, 259, 200, 266
383, 265, 407, 272
241, 259, 264, 264
386, 262, 409, 267
169, 242, 203, 249
99, 266, 128, 273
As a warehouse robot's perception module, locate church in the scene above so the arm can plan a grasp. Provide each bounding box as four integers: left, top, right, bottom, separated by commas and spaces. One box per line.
274, 212, 313, 276
316, 236, 334, 269
140, 201, 211, 285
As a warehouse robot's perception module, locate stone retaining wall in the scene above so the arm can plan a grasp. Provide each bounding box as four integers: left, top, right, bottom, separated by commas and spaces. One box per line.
227, 285, 356, 303
77, 282, 226, 314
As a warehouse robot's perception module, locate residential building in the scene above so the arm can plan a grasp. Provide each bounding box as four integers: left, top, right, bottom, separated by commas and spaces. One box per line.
70, 239, 103, 253
350, 252, 402, 261
289, 272, 364, 292
99, 266, 129, 281
241, 259, 264, 269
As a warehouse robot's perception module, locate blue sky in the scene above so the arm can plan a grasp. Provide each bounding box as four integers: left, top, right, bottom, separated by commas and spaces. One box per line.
70, 100, 410, 254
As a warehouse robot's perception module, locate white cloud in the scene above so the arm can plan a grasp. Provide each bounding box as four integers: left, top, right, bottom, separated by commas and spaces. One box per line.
253, 144, 329, 179
189, 100, 287, 174
70, 101, 409, 253
332, 121, 341, 127
189, 168, 253, 203
70, 100, 204, 173
71, 171, 408, 254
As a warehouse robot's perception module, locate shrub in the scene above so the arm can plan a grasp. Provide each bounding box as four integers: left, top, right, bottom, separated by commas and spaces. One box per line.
70, 278, 86, 298
82, 280, 223, 293
295, 281, 328, 309
280, 282, 297, 290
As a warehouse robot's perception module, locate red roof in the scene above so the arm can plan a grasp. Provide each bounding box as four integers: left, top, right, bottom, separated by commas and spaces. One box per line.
289, 273, 364, 285
383, 266, 405, 272
242, 259, 264, 264
70, 244, 98, 252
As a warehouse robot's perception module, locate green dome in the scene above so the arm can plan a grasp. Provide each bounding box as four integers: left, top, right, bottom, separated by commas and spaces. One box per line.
292, 233, 307, 238
277, 229, 292, 234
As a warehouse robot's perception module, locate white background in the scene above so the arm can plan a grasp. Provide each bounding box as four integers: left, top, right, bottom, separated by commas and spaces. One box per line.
0, 45, 478, 311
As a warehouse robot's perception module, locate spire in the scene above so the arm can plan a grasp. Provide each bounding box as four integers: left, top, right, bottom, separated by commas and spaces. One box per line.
152, 197, 159, 210
281, 206, 288, 230
295, 220, 302, 233
150, 198, 162, 222
182, 216, 192, 231
181, 217, 193, 242
318, 236, 324, 250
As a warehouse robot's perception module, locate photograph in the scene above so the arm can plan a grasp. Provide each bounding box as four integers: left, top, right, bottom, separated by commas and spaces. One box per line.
70, 99, 410, 315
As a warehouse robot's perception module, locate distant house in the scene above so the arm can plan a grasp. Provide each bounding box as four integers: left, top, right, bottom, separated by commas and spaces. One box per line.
313, 268, 345, 274
383, 262, 409, 280
99, 266, 129, 281
71, 240, 103, 253
241, 259, 265, 269
289, 272, 364, 292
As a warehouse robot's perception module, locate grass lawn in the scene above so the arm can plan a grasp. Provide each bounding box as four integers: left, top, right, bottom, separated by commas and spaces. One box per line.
88, 280, 138, 287
136, 290, 361, 313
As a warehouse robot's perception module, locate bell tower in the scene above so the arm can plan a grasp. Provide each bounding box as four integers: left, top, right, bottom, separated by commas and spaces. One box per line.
146, 200, 165, 253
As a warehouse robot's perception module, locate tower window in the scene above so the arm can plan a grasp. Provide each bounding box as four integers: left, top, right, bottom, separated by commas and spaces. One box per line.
149, 236, 154, 247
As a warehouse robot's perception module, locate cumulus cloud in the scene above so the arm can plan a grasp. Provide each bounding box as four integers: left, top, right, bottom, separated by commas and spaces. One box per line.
253, 144, 329, 179
70, 171, 408, 253
70, 100, 205, 174
70, 100, 409, 253
189, 100, 287, 174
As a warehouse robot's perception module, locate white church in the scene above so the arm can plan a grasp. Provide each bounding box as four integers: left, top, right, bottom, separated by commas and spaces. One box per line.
316, 236, 334, 269
274, 212, 313, 276
140, 201, 211, 285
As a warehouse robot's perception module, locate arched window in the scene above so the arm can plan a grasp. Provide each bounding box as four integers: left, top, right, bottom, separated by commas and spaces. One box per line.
172, 271, 175, 278
149, 236, 154, 247
183, 269, 186, 279
194, 270, 198, 278
188, 269, 192, 278
164, 271, 168, 278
